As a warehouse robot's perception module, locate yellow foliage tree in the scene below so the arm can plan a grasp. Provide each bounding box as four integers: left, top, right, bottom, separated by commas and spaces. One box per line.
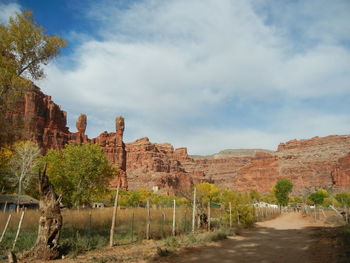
196, 182, 220, 206
0, 10, 66, 145
0, 147, 13, 192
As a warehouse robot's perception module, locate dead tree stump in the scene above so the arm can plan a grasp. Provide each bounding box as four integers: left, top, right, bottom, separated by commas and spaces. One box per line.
24, 166, 62, 260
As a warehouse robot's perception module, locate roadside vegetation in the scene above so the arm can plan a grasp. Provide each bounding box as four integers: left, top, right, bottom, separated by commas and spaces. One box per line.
1, 140, 349, 260
0, 180, 281, 258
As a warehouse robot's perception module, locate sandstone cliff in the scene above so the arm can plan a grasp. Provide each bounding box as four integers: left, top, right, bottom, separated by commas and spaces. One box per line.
5, 86, 127, 189
6, 86, 350, 195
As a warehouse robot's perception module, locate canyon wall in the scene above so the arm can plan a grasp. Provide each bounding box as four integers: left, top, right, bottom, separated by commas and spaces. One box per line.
7, 86, 350, 195
6, 87, 127, 189
124, 135, 350, 196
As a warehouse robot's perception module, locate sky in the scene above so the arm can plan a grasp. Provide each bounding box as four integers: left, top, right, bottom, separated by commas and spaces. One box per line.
1, 0, 350, 155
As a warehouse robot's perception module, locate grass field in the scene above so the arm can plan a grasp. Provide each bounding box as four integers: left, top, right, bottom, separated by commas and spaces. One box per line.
0, 205, 279, 257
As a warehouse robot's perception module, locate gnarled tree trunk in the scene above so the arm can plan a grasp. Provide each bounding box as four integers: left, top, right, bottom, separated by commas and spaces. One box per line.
24, 166, 62, 260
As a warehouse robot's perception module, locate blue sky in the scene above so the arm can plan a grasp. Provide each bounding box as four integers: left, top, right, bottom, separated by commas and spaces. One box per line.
1, 0, 350, 154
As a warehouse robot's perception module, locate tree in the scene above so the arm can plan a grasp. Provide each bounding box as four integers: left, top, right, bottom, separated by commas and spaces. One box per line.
335, 193, 350, 207
219, 189, 255, 226
274, 179, 293, 206
0, 147, 13, 192
0, 10, 66, 92
308, 189, 329, 206
9, 141, 41, 195
249, 190, 261, 202
0, 10, 66, 145
42, 144, 114, 207
260, 189, 277, 204
196, 182, 220, 206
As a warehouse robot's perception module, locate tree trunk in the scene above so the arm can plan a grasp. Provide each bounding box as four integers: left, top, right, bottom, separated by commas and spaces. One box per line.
23, 166, 62, 260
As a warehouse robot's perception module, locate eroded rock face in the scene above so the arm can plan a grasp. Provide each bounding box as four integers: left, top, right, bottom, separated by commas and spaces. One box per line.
330, 153, 350, 192
180, 136, 350, 195
76, 114, 87, 134
7, 86, 350, 195
6, 86, 127, 189
20, 86, 69, 151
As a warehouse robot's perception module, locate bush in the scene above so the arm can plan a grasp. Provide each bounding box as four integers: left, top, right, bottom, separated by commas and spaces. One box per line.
274, 179, 293, 206
335, 193, 350, 207
308, 189, 329, 206
156, 247, 172, 257
163, 237, 179, 248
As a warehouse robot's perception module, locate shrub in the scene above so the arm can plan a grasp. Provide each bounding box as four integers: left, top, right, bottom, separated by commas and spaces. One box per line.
308, 189, 329, 206
163, 237, 179, 248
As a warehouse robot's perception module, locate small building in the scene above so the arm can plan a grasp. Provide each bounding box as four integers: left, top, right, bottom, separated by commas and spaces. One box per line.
92, 202, 105, 209
0, 194, 39, 211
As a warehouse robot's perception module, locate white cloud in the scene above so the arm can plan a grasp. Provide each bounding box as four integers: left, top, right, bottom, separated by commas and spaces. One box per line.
38, 0, 350, 155
0, 2, 21, 24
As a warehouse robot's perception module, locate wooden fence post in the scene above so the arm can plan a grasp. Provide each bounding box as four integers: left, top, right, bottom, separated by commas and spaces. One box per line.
3, 202, 7, 213
314, 206, 317, 221
207, 201, 211, 231
161, 212, 165, 239
88, 211, 92, 245
172, 199, 176, 236
146, 198, 150, 240
131, 212, 134, 242
237, 210, 240, 225
12, 211, 25, 250
345, 205, 348, 223
229, 202, 232, 228
0, 214, 11, 243
109, 186, 119, 247
192, 188, 196, 233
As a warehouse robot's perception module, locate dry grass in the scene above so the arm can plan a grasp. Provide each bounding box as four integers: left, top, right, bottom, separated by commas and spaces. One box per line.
0, 206, 222, 255
0, 205, 276, 256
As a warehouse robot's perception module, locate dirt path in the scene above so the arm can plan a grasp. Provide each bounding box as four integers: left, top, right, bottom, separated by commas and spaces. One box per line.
166, 212, 335, 263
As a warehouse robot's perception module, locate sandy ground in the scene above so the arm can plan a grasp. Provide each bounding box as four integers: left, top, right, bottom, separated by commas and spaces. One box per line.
11, 212, 337, 263
164, 212, 336, 263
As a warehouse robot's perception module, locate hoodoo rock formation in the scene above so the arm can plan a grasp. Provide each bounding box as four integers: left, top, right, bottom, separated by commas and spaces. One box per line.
6, 86, 128, 189
5, 85, 350, 195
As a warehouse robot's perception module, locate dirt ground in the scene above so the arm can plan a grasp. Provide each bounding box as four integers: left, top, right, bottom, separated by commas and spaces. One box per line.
163, 212, 336, 263
14, 212, 339, 263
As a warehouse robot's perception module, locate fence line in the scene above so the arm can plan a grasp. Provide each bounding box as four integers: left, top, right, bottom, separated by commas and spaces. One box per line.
0, 196, 285, 254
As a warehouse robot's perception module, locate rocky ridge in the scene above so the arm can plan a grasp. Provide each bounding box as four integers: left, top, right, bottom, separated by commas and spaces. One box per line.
6, 86, 350, 195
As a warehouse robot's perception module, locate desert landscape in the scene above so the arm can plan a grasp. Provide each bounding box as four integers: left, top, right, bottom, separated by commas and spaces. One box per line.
0, 1, 349, 262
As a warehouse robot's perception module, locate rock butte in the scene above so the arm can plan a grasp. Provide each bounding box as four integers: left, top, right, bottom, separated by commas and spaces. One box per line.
5, 86, 350, 195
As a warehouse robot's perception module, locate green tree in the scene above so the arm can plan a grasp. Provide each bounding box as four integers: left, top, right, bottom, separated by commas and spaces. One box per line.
274, 179, 293, 206
323, 196, 340, 208
260, 189, 277, 204
308, 189, 329, 206
219, 189, 255, 226
249, 190, 261, 202
0, 147, 13, 192
335, 193, 350, 207
0, 10, 66, 145
42, 143, 114, 207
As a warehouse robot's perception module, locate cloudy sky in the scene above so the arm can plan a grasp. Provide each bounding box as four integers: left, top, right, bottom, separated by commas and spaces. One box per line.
1, 0, 350, 155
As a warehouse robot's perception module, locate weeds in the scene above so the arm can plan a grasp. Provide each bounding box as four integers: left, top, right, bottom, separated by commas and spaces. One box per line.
156, 247, 172, 257
163, 237, 179, 248
0, 204, 267, 257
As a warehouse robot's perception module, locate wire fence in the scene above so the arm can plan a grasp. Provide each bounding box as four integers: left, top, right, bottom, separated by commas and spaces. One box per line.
0, 201, 282, 255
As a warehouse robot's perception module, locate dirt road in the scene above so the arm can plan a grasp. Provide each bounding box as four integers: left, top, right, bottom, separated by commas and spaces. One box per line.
168, 212, 335, 263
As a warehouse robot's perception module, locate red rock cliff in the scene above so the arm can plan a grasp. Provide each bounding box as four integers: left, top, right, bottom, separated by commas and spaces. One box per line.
7, 86, 350, 195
